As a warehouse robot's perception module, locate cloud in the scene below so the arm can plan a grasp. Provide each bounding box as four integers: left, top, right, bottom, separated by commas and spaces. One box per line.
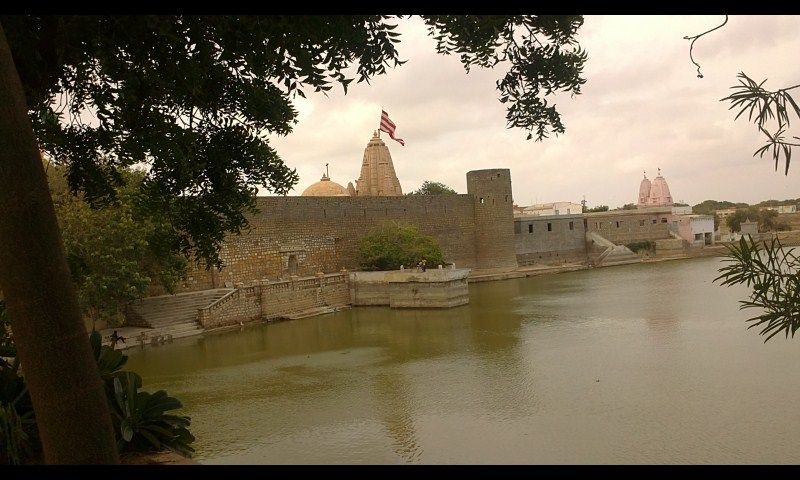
263, 15, 800, 207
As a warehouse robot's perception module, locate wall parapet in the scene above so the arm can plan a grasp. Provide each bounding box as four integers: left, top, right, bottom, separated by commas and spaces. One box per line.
198, 272, 351, 329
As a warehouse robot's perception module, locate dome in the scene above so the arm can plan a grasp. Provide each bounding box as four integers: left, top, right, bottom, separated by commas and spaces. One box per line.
637, 172, 652, 207
301, 174, 350, 196
647, 169, 673, 206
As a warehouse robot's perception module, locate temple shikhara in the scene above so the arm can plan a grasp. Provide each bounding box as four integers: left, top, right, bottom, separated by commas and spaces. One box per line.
353, 131, 403, 196
637, 168, 673, 208
301, 131, 403, 197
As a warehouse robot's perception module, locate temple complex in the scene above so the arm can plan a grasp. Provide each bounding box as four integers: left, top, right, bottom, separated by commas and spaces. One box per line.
637, 169, 674, 208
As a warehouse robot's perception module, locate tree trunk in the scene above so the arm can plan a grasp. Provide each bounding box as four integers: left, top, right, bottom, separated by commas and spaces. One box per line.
0, 23, 119, 464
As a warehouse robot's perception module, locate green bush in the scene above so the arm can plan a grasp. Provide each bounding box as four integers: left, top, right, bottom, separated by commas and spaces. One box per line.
358, 223, 445, 271
626, 240, 654, 253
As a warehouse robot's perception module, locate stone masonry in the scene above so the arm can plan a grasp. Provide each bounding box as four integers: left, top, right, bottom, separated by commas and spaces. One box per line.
172, 169, 521, 293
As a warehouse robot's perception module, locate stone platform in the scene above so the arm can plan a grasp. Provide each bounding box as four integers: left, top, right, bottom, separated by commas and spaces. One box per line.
350, 268, 470, 308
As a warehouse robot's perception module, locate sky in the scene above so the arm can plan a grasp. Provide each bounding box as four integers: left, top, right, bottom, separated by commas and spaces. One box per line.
266, 15, 800, 208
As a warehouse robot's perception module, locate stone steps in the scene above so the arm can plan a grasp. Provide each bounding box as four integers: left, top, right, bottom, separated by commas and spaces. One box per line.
126, 288, 232, 331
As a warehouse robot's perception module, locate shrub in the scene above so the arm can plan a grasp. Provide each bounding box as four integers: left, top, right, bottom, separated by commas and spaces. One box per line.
626, 240, 654, 253
358, 223, 445, 271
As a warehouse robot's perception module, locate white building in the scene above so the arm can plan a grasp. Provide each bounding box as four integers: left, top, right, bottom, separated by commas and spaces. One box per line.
671, 206, 692, 215
516, 201, 583, 217
764, 205, 797, 214
675, 214, 715, 246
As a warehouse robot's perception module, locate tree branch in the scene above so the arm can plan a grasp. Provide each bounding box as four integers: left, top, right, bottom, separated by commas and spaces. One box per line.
683, 15, 728, 78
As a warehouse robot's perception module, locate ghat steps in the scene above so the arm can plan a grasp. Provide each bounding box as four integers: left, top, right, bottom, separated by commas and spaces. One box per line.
125, 288, 232, 340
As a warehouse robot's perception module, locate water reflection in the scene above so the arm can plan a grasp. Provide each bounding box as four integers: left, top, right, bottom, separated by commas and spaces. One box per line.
126, 257, 800, 464
374, 371, 422, 462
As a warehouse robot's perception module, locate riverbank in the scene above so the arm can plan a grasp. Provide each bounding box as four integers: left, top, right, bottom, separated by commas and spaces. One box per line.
108, 230, 800, 350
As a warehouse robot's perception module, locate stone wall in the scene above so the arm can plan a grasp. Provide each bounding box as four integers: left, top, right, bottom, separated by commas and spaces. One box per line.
654, 238, 687, 257
585, 210, 672, 244
197, 286, 261, 329
349, 271, 390, 306
171, 169, 520, 293
176, 194, 479, 292
386, 277, 469, 308
352, 268, 471, 308
467, 169, 518, 270
198, 273, 350, 329
514, 214, 587, 266
261, 274, 350, 319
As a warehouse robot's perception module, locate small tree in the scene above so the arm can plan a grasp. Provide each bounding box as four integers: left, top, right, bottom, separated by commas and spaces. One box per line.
358, 223, 445, 271
48, 165, 187, 328
407, 181, 457, 195
715, 236, 800, 342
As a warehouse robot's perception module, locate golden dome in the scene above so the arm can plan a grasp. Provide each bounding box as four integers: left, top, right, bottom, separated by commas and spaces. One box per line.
301, 174, 350, 196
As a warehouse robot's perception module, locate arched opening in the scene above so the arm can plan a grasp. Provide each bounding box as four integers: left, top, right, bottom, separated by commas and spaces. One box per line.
287, 254, 298, 275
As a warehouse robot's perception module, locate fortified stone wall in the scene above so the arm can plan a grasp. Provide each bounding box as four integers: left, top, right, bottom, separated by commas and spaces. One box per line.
467, 169, 518, 270
585, 211, 672, 244
514, 214, 587, 266
177, 194, 478, 292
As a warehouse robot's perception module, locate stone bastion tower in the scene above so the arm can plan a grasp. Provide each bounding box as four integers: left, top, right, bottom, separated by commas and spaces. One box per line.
353, 131, 403, 196
467, 169, 518, 270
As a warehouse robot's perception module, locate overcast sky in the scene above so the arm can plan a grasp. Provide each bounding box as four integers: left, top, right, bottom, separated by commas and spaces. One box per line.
267, 15, 800, 208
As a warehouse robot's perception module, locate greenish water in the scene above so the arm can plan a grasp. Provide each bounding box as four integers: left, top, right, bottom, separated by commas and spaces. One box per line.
126, 257, 800, 464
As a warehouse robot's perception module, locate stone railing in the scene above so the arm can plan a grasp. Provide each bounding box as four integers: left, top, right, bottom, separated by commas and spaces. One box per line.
197, 272, 351, 330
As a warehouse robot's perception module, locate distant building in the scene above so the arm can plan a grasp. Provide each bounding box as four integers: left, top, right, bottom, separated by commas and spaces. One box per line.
585, 206, 674, 244
515, 201, 583, 217
740, 218, 758, 236
301, 173, 351, 197
764, 205, 797, 214
637, 169, 674, 208
716, 208, 738, 219
675, 214, 715, 246
671, 206, 692, 215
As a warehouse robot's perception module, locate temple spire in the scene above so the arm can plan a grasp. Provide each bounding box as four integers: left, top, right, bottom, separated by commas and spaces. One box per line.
353, 131, 403, 196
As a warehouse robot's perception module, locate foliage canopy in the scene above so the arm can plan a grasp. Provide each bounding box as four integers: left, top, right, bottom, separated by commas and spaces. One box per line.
725, 207, 789, 233
2, 15, 586, 267
48, 164, 187, 327
358, 223, 445, 271
407, 180, 458, 195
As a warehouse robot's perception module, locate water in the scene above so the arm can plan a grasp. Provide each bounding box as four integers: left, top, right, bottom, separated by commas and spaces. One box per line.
126, 257, 800, 464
